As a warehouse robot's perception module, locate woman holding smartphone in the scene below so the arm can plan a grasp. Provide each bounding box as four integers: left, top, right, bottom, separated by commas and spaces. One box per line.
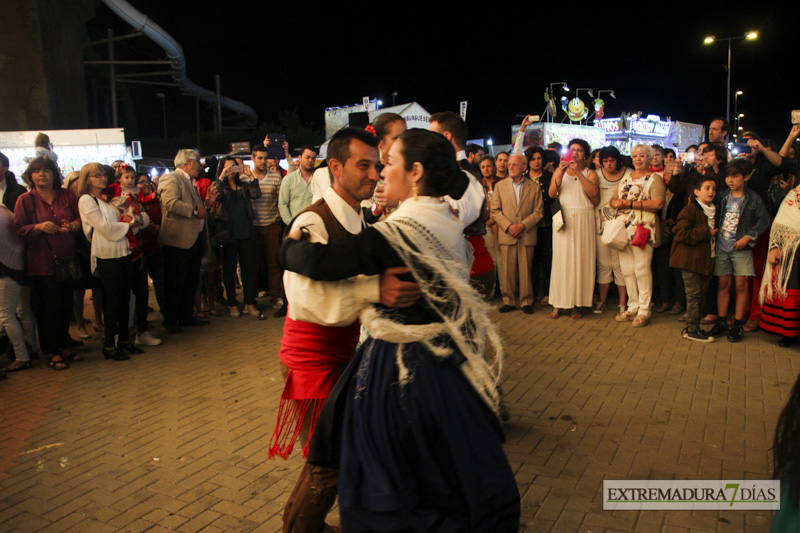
212, 156, 263, 318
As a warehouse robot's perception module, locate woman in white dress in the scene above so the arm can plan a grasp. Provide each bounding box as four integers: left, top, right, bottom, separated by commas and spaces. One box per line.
547, 139, 600, 319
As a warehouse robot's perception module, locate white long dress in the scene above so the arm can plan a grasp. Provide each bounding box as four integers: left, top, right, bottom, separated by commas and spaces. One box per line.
549, 168, 596, 308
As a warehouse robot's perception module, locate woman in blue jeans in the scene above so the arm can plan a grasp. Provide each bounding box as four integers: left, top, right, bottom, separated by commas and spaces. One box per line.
212, 157, 263, 319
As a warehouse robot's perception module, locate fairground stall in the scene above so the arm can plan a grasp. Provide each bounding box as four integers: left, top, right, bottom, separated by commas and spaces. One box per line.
594, 115, 704, 154
0, 128, 129, 178
512, 122, 607, 153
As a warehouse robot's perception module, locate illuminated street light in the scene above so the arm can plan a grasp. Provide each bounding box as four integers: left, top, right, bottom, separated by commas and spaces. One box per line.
702, 32, 758, 124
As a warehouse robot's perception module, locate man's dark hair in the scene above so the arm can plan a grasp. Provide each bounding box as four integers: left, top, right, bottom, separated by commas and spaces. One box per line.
0, 151, 8, 168
726, 158, 753, 177
686, 144, 699, 151
429, 111, 468, 149
710, 117, 730, 136
465, 143, 483, 158
327, 128, 379, 166
547, 141, 562, 152
543, 149, 561, 168
252, 144, 267, 156
299, 145, 318, 157
652, 144, 664, 155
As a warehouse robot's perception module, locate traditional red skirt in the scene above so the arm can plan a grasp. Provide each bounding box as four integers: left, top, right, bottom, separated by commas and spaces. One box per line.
760, 289, 800, 338
468, 234, 494, 276
269, 316, 360, 458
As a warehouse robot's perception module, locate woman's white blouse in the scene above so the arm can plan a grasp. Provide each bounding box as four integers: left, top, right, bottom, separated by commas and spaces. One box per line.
78, 194, 131, 271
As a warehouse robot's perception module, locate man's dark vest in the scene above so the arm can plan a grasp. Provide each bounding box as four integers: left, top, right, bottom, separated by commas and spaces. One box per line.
299, 198, 351, 242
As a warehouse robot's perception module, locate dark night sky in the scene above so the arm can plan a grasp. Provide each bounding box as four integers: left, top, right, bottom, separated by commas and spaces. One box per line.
87, 1, 798, 147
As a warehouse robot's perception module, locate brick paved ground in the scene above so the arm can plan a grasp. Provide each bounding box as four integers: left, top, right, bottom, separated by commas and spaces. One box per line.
1, 290, 797, 532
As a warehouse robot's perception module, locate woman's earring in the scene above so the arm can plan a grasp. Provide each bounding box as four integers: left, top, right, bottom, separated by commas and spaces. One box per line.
412, 182, 418, 200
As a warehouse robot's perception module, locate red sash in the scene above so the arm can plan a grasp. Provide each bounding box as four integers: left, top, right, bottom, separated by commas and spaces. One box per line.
269, 316, 360, 459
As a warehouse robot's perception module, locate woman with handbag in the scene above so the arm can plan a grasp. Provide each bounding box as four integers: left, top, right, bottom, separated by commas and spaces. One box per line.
594, 146, 631, 315
608, 144, 666, 327
13, 157, 81, 370
76, 163, 143, 361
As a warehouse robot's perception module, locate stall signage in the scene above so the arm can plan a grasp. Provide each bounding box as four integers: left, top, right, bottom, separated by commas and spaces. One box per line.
630, 119, 671, 137
596, 119, 623, 134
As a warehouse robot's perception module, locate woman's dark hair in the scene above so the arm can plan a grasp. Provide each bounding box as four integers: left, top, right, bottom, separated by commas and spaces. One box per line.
588, 148, 601, 170
598, 146, 623, 170
525, 146, 545, 161
23, 156, 62, 188
773, 372, 800, 509
664, 148, 676, 158
568, 138, 591, 158
702, 143, 728, 164
399, 129, 467, 199
216, 155, 242, 186
372, 113, 406, 141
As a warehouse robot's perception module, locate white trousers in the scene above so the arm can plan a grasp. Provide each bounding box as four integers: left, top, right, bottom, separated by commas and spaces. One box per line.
0, 277, 36, 361
618, 244, 654, 317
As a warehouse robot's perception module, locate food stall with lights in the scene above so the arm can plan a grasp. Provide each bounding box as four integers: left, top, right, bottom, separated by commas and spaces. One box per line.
0, 128, 129, 178
594, 115, 704, 154
512, 122, 607, 153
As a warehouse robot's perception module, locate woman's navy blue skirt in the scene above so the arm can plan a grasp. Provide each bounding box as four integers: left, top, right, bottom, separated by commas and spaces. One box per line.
336, 338, 520, 532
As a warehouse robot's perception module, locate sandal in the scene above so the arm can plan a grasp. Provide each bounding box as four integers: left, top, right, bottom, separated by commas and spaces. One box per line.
632, 315, 650, 328
743, 319, 760, 332
229, 306, 241, 318
208, 308, 222, 316
571, 311, 583, 320
547, 309, 560, 319
616, 310, 634, 322
48, 355, 70, 371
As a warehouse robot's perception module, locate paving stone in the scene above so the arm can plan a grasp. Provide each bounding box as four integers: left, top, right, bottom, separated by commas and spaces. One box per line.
0, 291, 793, 531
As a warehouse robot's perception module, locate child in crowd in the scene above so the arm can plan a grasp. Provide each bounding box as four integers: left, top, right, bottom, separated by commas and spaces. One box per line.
708, 159, 769, 342
108, 165, 162, 346
109, 164, 150, 260
671, 177, 718, 342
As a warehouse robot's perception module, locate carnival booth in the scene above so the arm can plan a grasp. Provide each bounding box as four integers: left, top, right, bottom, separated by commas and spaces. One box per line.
324, 101, 430, 141
0, 128, 129, 178
594, 115, 704, 154
513, 122, 606, 153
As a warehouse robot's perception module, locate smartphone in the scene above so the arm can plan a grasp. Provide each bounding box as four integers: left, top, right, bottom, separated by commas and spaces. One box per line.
731, 143, 752, 155
681, 152, 696, 163
230, 165, 243, 173
792, 110, 800, 124
562, 151, 573, 164
267, 133, 286, 160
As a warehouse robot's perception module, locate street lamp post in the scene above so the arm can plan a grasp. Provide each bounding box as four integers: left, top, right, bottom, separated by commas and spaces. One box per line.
734, 90, 743, 138
703, 32, 757, 125
156, 92, 166, 138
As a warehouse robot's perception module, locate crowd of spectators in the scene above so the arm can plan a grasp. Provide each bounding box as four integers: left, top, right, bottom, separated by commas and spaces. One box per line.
2, 117, 800, 379
479, 117, 800, 345
0, 138, 301, 375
